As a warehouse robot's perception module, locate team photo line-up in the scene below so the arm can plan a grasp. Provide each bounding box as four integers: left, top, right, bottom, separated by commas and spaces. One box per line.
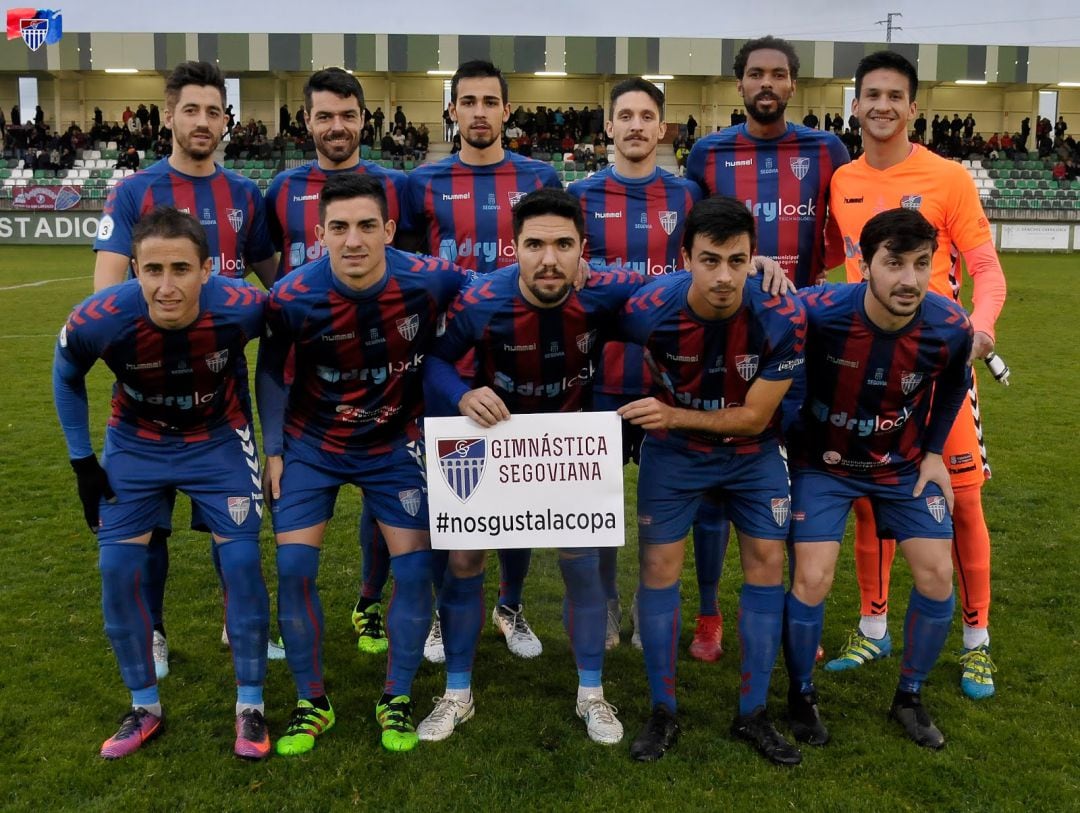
53, 35, 1005, 765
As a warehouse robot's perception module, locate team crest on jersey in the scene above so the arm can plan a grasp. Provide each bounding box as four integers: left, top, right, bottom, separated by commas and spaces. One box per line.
771, 497, 791, 526
396, 314, 420, 341
437, 438, 486, 503
789, 157, 810, 180
398, 488, 422, 517
926, 495, 947, 524
576, 330, 598, 354
228, 496, 250, 525
900, 371, 924, 394
735, 354, 759, 381
900, 195, 923, 211
226, 208, 244, 232
658, 211, 678, 236
508, 191, 527, 207
205, 349, 229, 373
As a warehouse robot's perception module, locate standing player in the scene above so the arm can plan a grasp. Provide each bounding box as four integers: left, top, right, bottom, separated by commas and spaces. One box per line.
826, 51, 1006, 700
54, 207, 272, 760
91, 61, 279, 679
620, 196, 807, 765
257, 174, 473, 755
684, 36, 849, 646
418, 188, 645, 745
567, 78, 707, 654
405, 60, 562, 660
783, 208, 973, 749
264, 67, 410, 656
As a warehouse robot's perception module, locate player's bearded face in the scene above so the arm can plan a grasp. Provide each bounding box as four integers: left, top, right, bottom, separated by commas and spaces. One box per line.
864, 243, 932, 321
737, 49, 795, 126
133, 236, 212, 330
515, 215, 581, 306
166, 85, 225, 160
451, 77, 509, 151
309, 90, 362, 165
317, 196, 395, 291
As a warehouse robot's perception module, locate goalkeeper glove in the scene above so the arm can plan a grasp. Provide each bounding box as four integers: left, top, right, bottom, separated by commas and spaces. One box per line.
70, 454, 115, 532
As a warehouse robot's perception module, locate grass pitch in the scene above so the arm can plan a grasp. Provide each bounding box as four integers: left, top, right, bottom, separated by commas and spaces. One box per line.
0, 247, 1077, 811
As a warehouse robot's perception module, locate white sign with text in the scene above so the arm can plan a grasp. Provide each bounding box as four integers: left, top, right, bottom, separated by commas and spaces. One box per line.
424, 412, 625, 550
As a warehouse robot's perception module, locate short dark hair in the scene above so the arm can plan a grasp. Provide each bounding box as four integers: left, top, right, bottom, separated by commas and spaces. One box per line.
451, 60, 509, 105
859, 207, 938, 263
608, 78, 665, 120
855, 50, 919, 100
511, 188, 584, 241
319, 173, 388, 224
131, 206, 209, 264
733, 35, 800, 80
164, 61, 226, 110
682, 196, 757, 255
304, 68, 365, 111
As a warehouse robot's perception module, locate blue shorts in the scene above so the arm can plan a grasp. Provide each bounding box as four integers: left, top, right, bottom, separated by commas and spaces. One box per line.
99, 425, 264, 545
271, 436, 428, 534
790, 468, 953, 543
636, 437, 790, 544
593, 393, 645, 465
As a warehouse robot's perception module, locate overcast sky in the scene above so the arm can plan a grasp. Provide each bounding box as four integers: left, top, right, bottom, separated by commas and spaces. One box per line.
63, 1, 1080, 46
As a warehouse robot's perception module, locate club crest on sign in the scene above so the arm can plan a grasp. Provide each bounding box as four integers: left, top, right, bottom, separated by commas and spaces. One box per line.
20, 17, 48, 51
399, 488, 422, 517
789, 157, 810, 180
396, 314, 420, 341
900, 195, 923, 210
771, 497, 790, 526
735, 354, 759, 381
576, 330, 598, 354
437, 438, 487, 503
226, 207, 244, 232
205, 349, 229, 373
900, 371, 923, 394
926, 495, 947, 523
228, 496, 250, 525
658, 210, 678, 236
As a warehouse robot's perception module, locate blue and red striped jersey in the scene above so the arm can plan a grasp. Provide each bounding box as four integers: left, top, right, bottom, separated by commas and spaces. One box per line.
94, 159, 274, 278
404, 152, 562, 274
686, 123, 849, 288
264, 159, 410, 280
618, 273, 806, 453
427, 266, 647, 414
259, 247, 472, 456
568, 166, 702, 395
53, 276, 264, 457
793, 282, 973, 483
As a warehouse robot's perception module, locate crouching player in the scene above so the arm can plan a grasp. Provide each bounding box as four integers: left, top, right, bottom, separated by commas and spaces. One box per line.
783, 208, 972, 750
256, 173, 474, 754
53, 206, 271, 759
618, 196, 807, 765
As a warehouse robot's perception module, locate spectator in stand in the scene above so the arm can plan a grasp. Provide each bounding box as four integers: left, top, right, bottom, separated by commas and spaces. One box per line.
391, 126, 406, 155
963, 113, 976, 139
122, 106, 133, 125
149, 103, 160, 139
35, 104, 45, 126
295, 106, 306, 135
1052, 159, 1067, 182
394, 105, 406, 131
914, 113, 927, 143
803, 111, 819, 129
373, 107, 385, 138
94, 106, 103, 127
416, 122, 430, 153
687, 113, 698, 139
950, 114, 963, 138
279, 103, 290, 135
11, 105, 20, 126
731, 108, 742, 126
848, 112, 860, 134
443, 107, 453, 141
1019, 117, 1031, 151
136, 103, 150, 130
1055, 116, 1068, 139
360, 125, 375, 147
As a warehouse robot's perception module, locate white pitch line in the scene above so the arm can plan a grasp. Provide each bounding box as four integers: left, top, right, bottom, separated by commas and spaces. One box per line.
0, 334, 56, 339
0, 275, 90, 291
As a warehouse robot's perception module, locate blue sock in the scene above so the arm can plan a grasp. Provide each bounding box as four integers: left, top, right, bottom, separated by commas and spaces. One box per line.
692, 501, 729, 616
276, 544, 324, 700
598, 547, 619, 602
237, 684, 263, 707
559, 550, 606, 677
218, 539, 270, 686
146, 529, 169, 628
783, 591, 825, 692
385, 550, 434, 698
899, 587, 955, 694
210, 535, 225, 591
132, 686, 160, 709
638, 582, 681, 713
497, 548, 531, 607
431, 549, 450, 610
99, 543, 155, 691
440, 572, 485, 681
737, 583, 785, 715
359, 508, 390, 602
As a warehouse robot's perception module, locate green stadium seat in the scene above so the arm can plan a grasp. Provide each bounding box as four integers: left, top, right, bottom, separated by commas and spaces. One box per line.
404, 160, 415, 171
370, 150, 381, 159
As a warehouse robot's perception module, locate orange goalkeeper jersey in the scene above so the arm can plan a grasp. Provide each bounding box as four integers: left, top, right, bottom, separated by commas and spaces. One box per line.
829, 145, 995, 303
